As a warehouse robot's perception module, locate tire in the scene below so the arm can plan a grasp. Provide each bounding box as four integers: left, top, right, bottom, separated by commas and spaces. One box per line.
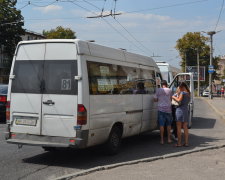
106, 126, 122, 155
42, 146, 57, 152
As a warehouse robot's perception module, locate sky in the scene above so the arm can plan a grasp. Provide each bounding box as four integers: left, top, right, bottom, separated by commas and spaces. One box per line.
15, 0, 225, 68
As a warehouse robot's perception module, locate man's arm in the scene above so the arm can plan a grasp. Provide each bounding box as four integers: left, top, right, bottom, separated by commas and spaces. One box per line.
153, 89, 158, 102
154, 97, 158, 102
172, 92, 183, 102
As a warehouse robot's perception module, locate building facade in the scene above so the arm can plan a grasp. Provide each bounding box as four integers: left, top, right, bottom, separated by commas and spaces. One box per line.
21, 30, 45, 41
215, 55, 225, 85
0, 30, 46, 83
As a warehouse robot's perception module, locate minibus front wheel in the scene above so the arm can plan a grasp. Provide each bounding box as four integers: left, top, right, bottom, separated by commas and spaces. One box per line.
106, 125, 123, 155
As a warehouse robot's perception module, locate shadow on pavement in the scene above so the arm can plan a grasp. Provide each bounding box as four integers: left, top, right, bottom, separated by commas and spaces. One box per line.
22, 130, 222, 170
191, 117, 216, 129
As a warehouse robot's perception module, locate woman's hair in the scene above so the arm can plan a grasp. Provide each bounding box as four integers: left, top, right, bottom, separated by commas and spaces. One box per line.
178, 82, 190, 94
176, 87, 181, 94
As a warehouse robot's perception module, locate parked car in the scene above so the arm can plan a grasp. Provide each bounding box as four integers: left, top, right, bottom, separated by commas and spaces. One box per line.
0, 84, 8, 122
202, 90, 209, 97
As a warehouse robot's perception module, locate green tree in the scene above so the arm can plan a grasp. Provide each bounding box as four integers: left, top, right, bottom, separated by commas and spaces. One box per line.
176, 32, 219, 86
43, 26, 76, 39
0, 0, 24, 65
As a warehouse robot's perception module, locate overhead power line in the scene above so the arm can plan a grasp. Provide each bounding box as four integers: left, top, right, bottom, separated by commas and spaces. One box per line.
29, 0, 58, 7
82, 0, 101, 10
113, 18, 153, 55
86, 11, 121, 18
18, 1, 30, 10
82, 0, 154, 55
124, 0, 209, 14
66, 0, 153, 56
26, 17, 84, 21
18, 0, 58, 9
0, 21, 24, 26
214, 0, 224, 31
113, 0, 118, 18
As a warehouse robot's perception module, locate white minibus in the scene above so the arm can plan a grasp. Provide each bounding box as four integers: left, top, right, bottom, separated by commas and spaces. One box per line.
156, 61, 181, 85
5, 39, 162, 154
5, 39, 194, 154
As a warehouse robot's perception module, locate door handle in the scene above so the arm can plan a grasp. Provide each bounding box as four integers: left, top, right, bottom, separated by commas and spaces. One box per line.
43, 100, 55, 105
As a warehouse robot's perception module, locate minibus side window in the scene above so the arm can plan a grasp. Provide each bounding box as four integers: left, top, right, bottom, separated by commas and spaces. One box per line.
140, 69, 156, 94
87, 61, 140, 95
155, 73, 162, 88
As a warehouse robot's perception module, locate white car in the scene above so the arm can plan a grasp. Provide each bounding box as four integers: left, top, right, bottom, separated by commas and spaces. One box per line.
202, 90, 209, 97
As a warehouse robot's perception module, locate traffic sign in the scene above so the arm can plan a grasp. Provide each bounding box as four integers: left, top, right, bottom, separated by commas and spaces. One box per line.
208, 65, 214, 69
208, 70, 215, 73
208, 65, 215, 74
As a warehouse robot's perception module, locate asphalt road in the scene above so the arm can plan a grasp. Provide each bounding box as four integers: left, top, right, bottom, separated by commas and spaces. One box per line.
0, 98, 225, 180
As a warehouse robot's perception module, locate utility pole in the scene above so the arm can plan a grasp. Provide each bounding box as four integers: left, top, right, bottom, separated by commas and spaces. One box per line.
197, 49, 200, 97
207, 31, 216, 99
184, 52, 187, 72
151, 53, 162, 58
181, 50, 187, 72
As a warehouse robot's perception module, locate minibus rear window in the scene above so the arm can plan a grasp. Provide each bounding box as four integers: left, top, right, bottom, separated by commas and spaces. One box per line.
12, 60, 78, 95
43, 60, 78, 95
12, 60, 43, 94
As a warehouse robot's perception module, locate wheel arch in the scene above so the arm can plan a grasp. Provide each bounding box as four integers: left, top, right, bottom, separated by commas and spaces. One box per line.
110, 122, 124, 136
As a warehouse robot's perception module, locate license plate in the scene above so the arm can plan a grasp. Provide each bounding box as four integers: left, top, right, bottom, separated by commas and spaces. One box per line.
15, 118, 37, 126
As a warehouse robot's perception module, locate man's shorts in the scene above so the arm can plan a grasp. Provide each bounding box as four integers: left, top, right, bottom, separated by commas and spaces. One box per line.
158, 111, 172, 127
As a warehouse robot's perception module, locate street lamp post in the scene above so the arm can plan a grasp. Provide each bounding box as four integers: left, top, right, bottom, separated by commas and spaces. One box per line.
207, 31, 216, 99
197, 49, 200, 97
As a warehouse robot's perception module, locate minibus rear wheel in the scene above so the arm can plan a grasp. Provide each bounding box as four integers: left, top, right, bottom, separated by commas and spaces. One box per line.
106, 125, 122, 155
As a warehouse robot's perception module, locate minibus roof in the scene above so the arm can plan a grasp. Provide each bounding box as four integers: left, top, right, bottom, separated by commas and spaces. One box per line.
18, 39, 158, 68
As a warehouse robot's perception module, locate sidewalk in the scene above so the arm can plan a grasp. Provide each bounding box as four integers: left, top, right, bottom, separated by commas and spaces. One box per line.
73, 147, 225, 180
55, 98, 225, 180
203, 97, 225, 120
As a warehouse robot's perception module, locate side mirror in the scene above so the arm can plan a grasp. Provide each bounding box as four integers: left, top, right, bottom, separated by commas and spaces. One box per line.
9, 75, 15, 80
74, 76, 82, 80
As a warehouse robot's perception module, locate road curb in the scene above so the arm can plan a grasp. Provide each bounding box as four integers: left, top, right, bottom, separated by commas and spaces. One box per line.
54, 144, 225, 180
201, 97, 225, 121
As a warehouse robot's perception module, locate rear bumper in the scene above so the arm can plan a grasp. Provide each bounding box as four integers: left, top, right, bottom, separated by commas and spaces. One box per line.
7, 139, 70, 147
6, 130, 89, 148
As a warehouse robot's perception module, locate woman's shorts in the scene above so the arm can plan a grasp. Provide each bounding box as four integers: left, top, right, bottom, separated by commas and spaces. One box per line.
176, 108, 189, 122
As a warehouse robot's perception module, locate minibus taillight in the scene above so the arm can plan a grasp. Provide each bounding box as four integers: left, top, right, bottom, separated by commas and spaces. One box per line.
6, 101, 10, 123
77, 104, 87, 125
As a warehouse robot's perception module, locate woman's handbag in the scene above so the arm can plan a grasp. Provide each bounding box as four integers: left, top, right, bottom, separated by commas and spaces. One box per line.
172, 99, 180, 106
